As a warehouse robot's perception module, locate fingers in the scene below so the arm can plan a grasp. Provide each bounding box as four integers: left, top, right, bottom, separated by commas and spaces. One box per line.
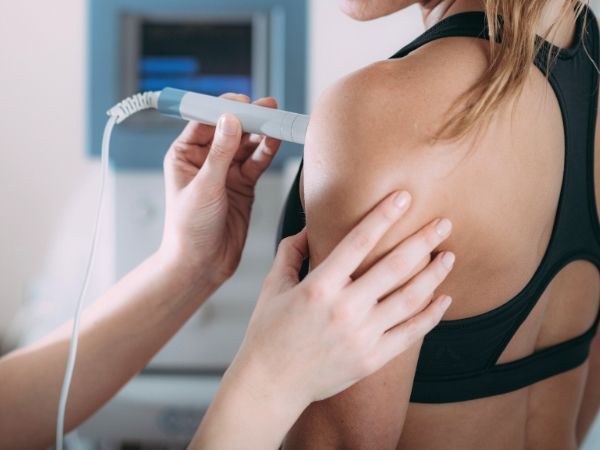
238, 97, 278, 150
374, 295, 451, 368
167, 93, 250, 175
231, 96, 277, 164
169, 93, 281, 192
169, 140, 210, 170
349, 217, 453, 301
163, 145, 202, 193
240, 98, 283, 182
309, 191, 412, 289
239, 136, 282, 183
371, 251, 454, 332
177, 93, 250, 146
263, 229, 309, 295
193, 112, 242, 188
164, 93, 250, 192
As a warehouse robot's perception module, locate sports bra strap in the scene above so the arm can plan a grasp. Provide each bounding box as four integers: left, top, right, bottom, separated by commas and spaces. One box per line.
389, 11, 488, 60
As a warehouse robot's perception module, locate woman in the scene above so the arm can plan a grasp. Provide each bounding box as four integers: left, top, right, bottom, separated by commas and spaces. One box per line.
278, 0, 600, 449
0, 95, 455, 449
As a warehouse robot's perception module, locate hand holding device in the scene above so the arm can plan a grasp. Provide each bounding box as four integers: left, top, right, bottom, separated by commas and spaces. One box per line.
159, 93, 284, 287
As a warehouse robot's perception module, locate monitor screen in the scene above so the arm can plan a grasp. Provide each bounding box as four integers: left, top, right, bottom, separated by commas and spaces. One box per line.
138, 21, 253, 97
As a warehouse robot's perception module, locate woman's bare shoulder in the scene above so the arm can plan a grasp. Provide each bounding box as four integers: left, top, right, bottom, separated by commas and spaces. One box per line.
302, 37, 492, 271
306, 36, 490, 171
304, 36, 491, 210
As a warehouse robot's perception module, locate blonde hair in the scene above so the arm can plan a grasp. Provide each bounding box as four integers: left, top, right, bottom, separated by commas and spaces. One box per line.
438, 0, 589, 141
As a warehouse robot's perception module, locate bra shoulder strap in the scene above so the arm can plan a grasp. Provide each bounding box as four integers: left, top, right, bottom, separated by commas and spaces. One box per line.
389, 11, 489, 60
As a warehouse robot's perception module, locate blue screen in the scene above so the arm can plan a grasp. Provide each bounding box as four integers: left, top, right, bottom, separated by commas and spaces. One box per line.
139, 22, 253, 97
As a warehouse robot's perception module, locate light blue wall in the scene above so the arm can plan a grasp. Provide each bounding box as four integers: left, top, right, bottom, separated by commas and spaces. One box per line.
87, 0, 307, 170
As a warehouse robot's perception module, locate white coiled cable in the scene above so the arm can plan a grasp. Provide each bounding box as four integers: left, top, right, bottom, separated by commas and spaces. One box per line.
106, 91, 160, 124
55, 91, 160, 450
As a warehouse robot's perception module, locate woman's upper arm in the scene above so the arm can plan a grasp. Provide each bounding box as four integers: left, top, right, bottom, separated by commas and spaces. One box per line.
294, 66, 447, 447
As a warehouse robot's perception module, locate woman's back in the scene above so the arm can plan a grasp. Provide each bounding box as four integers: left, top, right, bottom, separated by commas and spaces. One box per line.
279, 3, 600, 450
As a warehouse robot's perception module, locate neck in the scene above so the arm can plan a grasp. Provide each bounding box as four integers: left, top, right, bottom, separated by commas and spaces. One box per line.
419, 0, 483, 28
539, 0, 578, 47
419, 0, 577, 48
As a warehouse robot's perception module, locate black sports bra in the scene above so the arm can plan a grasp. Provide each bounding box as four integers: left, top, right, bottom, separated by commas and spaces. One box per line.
276, 6, 600, 403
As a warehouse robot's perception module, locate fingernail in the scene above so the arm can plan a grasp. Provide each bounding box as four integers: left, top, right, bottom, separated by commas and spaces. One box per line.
440, 295, 452, 309
394, 191, 411, 210
441, 252, 455, 270
218, 114, 238, 135
436, 218, 452, 237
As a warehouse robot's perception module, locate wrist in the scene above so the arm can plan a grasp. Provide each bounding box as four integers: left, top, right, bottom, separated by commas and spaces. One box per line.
226, 348, 311, 421
150, 248, 222, 307
193, 353, 310, 450
157, 235, 231, 285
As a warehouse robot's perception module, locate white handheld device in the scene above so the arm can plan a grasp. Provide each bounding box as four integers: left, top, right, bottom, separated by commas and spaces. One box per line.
157, 88, 310, 144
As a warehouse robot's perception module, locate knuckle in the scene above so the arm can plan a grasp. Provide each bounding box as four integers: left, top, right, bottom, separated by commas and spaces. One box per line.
210, 139, 231, 159
172, 142, 187, 153
278, 236, 293, 252
221, 260, 239, 279
417, 254, 432, 272
401, 286, 421, 310
423, 227, 442, 248
402, 322, 421, 344
388, 251, 409, 274
349, 230, 372, 252
164, 144, 179, 163
261, 273, 274, 290
409, 314, 436, 340
305, 280, 329, 302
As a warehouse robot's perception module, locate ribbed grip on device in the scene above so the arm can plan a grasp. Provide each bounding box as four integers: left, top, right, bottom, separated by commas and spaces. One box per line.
106, 91, 160, 124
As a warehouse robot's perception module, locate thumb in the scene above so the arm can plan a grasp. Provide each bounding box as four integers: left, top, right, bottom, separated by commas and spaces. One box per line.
195, 113, 242, 189
264, 229, 309, 295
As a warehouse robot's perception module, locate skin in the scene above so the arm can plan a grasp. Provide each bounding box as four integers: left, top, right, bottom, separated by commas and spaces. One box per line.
0, 94, 454, 450
283, 1, 600, 449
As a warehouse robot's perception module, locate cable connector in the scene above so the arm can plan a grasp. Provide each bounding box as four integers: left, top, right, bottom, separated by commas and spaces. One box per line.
107, 91, 160, 124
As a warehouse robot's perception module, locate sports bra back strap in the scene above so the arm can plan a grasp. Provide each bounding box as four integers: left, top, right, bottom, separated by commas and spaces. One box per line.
389, 11, 489, 60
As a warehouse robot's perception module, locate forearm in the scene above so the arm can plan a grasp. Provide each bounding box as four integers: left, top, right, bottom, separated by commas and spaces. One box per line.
0, 251, 217, 450
576, 331, 600, 445
190, 355, 309, 450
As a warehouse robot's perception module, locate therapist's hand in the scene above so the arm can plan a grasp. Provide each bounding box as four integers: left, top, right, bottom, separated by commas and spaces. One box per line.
159, 93, 282, 288
192, 191, 454, 450
238, 192, 453, 402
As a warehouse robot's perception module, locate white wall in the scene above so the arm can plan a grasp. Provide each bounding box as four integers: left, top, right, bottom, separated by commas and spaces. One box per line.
308, 0, 423, 107
0, 0, 95, 334
0, 0, 423, 338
